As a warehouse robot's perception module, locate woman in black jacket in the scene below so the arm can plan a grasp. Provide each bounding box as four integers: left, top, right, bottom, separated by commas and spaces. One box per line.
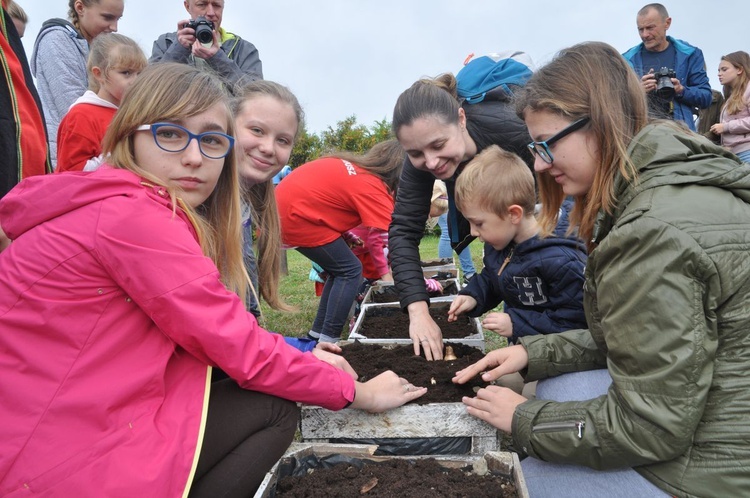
389, 53, 534, 360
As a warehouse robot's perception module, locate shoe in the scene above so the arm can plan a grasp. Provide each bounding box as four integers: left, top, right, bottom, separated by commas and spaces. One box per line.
306, 330, 321, 341
462, 273, 475, 285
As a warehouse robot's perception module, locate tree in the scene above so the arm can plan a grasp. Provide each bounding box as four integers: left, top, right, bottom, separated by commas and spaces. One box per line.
289, 115, 394, 167
288, 122, 323, 167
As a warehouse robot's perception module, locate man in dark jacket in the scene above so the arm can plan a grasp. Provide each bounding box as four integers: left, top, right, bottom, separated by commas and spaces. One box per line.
150, 0, 262, 86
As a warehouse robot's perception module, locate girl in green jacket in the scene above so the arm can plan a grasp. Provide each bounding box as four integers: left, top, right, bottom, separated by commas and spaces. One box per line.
455, 41, 750, 497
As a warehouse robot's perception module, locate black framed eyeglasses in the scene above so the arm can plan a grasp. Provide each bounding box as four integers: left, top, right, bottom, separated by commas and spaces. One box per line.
527, 117, 590, 164
137, 123, 234, 159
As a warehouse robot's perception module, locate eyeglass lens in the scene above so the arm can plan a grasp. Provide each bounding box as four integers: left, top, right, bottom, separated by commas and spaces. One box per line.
153, 124, 232, 159
527, 118, 589, 164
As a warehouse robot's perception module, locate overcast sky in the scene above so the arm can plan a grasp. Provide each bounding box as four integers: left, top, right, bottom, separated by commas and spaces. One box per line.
19, 0, 744, 133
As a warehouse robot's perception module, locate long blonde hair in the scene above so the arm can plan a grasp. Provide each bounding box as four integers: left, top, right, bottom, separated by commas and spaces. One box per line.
231, 80, 303, 311
514, 42, 649, 249
102, 63, 247, 300
721, 51, 750, 116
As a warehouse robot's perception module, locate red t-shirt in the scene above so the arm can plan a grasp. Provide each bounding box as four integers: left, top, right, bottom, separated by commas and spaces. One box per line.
276, 157, 394, 248
56, 102, 117, 172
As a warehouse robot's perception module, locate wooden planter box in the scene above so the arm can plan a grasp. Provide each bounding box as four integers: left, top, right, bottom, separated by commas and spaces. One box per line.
254, 443, 529, 498
348, 298, 485, 351
299, 341, 494, 456
421, 258, 459, 280
299, 401, 499, 456
361, 278, 461, 306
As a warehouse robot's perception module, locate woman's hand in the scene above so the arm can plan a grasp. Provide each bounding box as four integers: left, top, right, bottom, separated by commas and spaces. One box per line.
350, 371, 427, 413
481, 312, 513, 338
447, 295, 476, 321
463, 386, 526, 432
312, 342, 358, 380
407, 301, 443, 360
452, 344, 529, 385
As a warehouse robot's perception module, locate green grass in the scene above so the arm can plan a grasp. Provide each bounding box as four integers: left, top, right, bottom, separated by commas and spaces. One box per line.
260, 234, 507, 352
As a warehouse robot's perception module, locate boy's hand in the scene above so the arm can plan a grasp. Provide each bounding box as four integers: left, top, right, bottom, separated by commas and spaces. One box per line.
448, 295, 477, 322
482, 312, 513, 338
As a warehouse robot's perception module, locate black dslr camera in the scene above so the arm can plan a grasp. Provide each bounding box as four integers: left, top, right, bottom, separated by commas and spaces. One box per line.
186, 16, 215, 45
653, 67, 677, 100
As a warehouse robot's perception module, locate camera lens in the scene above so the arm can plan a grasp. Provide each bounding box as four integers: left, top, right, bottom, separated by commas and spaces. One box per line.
195, 24, 213, 44
656, 77, 675, 100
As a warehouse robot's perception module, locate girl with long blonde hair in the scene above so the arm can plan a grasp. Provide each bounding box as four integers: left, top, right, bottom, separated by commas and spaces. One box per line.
454, 41, 750, 497
710, 51, 750, 162
0, 63, 425, 497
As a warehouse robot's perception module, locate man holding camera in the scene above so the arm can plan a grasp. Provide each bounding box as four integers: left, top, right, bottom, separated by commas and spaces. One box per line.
150, 0, 262, 85
622, 3, 711, 131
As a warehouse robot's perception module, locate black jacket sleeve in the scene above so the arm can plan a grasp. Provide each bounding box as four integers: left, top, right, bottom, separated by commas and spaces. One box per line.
388, 159, 434, 309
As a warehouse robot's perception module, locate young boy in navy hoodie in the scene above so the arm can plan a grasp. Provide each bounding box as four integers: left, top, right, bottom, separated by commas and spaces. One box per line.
448, 145, 587, 343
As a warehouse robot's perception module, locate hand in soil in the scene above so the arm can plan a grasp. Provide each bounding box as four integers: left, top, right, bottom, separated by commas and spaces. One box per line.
447, 295, 477, 322
462, 385, 527, 432
407, 302, 443, 360
350, 370, 427, 413
452, 344, 529, 386
312, 342, 358, 379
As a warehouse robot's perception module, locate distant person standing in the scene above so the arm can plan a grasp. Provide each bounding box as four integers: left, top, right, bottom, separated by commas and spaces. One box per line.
622, 3, 711, 130
31, 0, 124, 169
711, 51, 750, 162
150, 0, 262, 85
1, 0, 50, 198
434, 180, 476, 282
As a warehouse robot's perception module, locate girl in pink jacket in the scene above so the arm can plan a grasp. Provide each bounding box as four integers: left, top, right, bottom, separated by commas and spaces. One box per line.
711, 51, 750, 162
0, 63, 426, 498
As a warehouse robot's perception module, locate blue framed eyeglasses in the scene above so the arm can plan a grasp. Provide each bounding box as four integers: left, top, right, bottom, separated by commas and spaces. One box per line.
527, 117, 590, 164
136, 123, 234, 159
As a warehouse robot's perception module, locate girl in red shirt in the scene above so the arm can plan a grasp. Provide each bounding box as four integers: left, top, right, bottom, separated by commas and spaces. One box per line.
56, 32, 146, 172
276, 140, 403, 342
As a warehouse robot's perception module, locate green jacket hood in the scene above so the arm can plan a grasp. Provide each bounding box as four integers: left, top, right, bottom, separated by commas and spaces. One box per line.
594, 122, 749, 243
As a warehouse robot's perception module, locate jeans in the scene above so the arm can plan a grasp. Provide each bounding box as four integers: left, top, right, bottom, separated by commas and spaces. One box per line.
437, 213, 475, 277
298, 237, 362, 341
520, 370, 669, 497
736, 149, 750, 163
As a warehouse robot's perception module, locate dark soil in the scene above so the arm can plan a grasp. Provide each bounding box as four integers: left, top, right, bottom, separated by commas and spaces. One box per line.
342, 342, 486, 405
356, 302, 476, 339
274, 457, 518, 497
369, 280, 459, 304
420, 258, 454, 267
423, 270, 458, 280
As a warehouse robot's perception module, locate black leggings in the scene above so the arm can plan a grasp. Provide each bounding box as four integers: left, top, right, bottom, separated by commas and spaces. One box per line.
188, 378, 300, 498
